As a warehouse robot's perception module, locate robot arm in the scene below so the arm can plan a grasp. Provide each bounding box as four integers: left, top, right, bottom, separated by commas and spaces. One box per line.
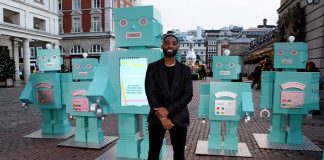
87, 65, 110, 105
309, 72, 320, 111
60, 73, 72, 107
198, 83, 210, 121
259, 71, 274, 117
86, 65, 110, 117
242, 83, 254, 122
19, 75, 34, 109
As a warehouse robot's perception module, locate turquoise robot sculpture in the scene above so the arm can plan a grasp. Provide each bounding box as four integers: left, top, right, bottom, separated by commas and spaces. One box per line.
197, 51, 254, 153
65, 56, 105, 144
20, 49, 72, 136
87, 5, 163, 159
259, 36, 320, 144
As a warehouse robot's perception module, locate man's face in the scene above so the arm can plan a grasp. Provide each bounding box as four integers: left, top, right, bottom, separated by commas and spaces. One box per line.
162, 36, 179, 57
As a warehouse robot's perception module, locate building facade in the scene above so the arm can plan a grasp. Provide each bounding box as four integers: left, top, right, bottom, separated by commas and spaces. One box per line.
59, 0, 135, 70
205, 26, 243, 69
172, 26, 206, 65
0, 0, 61, 81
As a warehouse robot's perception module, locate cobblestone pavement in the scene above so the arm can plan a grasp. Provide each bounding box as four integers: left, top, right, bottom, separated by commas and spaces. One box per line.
0, 78, 324, 160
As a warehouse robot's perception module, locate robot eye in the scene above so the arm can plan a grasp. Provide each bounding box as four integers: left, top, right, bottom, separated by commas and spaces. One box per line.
52, 55, 57, 59
139, 17, 148, 26
291, 50, 298, 56
86, 64, 91, 69
229, 63, 235, 68
278, 50, 283, 55
39, 55, 46, 61
216, 62, 222, 68
75, 64, 80, 69
119, 19, 128, 27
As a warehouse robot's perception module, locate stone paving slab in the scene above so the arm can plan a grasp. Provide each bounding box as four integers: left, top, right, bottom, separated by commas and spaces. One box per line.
0, 78, 324, 160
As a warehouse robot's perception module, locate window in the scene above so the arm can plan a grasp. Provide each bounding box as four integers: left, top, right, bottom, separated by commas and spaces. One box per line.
73, 0, 81, 10
33, 17, 46, 31
208, 47, 216, 52
58, 18, 63, 33
92, 0, 100, 8
58, 0, 62, 10
92, 16, 101, 32
3, 9, 20, 25
72, 17, 81, 32
89, 45, 103, 53
71, 45, 84, 54
30, 47, 35, 58
59, 46, 65, 53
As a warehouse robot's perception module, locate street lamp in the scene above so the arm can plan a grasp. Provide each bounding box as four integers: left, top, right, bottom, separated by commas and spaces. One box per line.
306, 0, 321, 5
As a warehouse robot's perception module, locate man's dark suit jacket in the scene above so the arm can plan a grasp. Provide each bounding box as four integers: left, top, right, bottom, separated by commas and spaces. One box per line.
145, 59, 193, 127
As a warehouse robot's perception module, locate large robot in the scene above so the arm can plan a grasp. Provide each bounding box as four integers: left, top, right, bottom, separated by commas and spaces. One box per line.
62, 55, 110, 146
87, 5, 164, 159
258, 37, 320, 145
197, 51, 254, 156
20, 49, 72, 138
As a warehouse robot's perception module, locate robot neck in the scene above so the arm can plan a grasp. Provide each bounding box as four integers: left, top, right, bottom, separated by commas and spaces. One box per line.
220, 79, 232, 82
282, 68, 297, 72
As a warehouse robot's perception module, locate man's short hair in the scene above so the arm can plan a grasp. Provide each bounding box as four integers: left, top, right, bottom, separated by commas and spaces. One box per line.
162, 34, 179, 43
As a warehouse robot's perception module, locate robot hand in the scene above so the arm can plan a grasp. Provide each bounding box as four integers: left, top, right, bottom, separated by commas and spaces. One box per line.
22, 103, 29, 110
69, 114, 75, 120
244, 113, 251, 123
90, 97, 103, 118
201, 117, 206, 124
260, 108, 271, 117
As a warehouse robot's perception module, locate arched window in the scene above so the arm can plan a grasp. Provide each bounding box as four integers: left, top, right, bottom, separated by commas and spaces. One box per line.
59, 46, 65, 53
71, 45, 84, 53
89, 44, 103, 53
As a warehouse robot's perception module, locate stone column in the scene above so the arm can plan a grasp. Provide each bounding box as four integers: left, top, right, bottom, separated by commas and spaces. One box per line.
13, 41, 20, 80
23, 39, 31, 81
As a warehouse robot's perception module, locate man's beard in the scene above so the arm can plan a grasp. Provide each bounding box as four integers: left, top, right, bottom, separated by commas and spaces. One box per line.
163, 49, 177, 57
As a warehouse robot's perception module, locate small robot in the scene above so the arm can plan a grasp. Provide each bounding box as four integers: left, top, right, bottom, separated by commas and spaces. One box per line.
20, 48, 72, 137
197, 50, 254, 155
258, 36, 320, 145
87, 5, 164, 159
64, 54, 106, 145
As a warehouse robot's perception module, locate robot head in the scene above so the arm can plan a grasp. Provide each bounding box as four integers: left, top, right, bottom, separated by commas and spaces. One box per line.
273, 40, 308, 69
72, 58, 98, 80
113, 5, 163, 48
212, 56, 241, 80
36, 49, 62, 72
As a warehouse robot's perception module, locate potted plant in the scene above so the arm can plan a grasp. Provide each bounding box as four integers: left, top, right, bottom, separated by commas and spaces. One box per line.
0, 52, 16, 87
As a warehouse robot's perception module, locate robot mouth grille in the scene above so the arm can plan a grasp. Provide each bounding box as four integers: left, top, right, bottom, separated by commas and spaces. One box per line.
79, 72, 88, 76
126, 32, 141, 39
220, 71, 230, 76
45, 63, 54, 67
281, 59, 293, 64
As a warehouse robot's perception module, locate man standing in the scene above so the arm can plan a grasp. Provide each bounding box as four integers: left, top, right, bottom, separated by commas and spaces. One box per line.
145, 34, 193, 160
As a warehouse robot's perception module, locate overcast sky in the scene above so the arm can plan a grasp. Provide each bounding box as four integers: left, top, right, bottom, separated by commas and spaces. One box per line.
141, 0, 280, 32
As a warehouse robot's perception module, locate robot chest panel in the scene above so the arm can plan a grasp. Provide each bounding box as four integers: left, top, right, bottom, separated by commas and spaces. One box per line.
33, 73, 61, 105
35, 82, 55, 104
279, 90, 304, 109
274, 79, 307, 109
72, 89, 89, 112
70, 82, 91, 112
214, 99, 237, 116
